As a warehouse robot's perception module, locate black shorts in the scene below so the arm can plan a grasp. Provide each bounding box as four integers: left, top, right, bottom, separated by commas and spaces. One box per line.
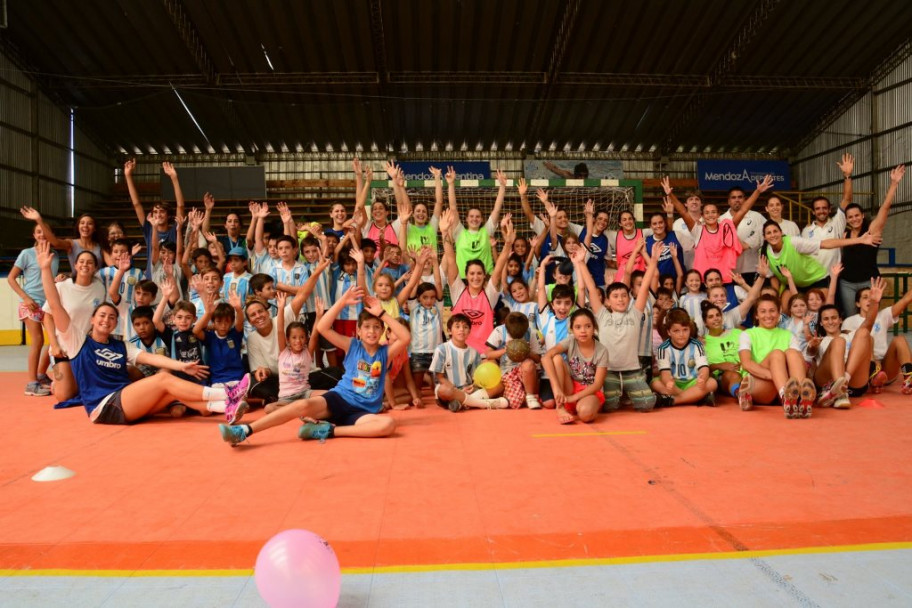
410, 353, 434, 373
91, 390, 129, 425
805, 276, 831, 291
323, 390, 373, 426
539, 378, 554, 403
304, 312, 336, 351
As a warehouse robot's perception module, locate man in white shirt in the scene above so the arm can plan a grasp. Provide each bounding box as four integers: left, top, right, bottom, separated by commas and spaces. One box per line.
800, 154, 854, 271
671, 190, 703, 270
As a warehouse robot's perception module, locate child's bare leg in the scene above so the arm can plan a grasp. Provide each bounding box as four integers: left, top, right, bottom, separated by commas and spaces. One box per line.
520, 359, 539, 395
250, 396, 330, 433
333, 414, 395, 438
883, 335, 912, 379
785, 349, 807, 380
845, 329, 874, 387
402, 365, 422, 407
650, 379, 675, 395
719, 371, 741, 396
575, 395, 601, 423
24, 318, 43, 382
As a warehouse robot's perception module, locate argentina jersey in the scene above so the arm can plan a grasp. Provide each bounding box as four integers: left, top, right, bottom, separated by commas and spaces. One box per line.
409, 304, 442, 354
270, 260, 307, 290
129, 331, 169, 376
302, 261, 331, 314
222, 272, 252, 303
333, 264, 362, 321
429, 341, 481, 387
657, 338, 708, 382
503, 296, 539, 331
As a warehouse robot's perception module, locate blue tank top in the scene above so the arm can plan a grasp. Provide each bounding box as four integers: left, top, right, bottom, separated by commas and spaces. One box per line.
71, 336, 131, 414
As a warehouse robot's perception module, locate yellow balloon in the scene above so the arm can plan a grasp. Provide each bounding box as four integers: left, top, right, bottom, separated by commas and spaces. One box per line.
473, 361, 502, 390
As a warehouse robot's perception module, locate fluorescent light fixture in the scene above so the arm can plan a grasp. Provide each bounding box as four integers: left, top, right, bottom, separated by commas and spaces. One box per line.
261, 43, 275, 71
171, 85, 211, 149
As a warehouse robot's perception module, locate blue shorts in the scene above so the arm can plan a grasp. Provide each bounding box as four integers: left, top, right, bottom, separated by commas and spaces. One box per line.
323, 390, 373, 427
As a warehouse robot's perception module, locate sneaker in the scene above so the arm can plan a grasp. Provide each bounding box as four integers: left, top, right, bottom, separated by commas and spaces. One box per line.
654, 394, 675, 408
738, 375, 754, 411
37, 374, 52, 388
168, 401, 187, 418
486, 397, 509, 409
25, 381, 50, 397
525, 394, 542, 410
869, 363, 887, 394
816, 376, 847, 408
798, 378, 816, 419
226, 399, 249, 425
298, 421, 334, 441
224, 375, 251, 418
782, 378, 800, 419
703, 392, 716, 407
832, 394, 852, 409
447, 399, 464, 413
902, 370, 912, 395
219, 423, 249, 447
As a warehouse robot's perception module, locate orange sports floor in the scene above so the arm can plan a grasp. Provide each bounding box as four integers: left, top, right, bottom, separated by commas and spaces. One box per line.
1, 369, 910, 574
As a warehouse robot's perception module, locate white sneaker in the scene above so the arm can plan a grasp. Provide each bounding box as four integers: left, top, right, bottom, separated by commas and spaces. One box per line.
486, 397, 509, 409
525, 395, 542, 409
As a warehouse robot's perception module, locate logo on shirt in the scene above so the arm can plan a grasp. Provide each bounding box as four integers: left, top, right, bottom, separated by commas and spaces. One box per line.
94, 347, 123, 369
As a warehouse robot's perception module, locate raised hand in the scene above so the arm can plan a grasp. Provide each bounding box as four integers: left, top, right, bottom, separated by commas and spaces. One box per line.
429, 165, 441, 180
891, 164, 906, 184
439, 206, 457, 235
779, 266, 792, 280
20, 206, 41, 222
189, 274, 202, 295
277, 202, 292, 223
364, 166, 373, 183
756, 254, 769, 278
536, 188, 550, 205
349, 247, 365, 264
203, 231, 217, 244
495, 168, 507, 188
363, 294, 385, 317
188, 207, 204, 229
517, 176, 528, 196
131, 242, 143, 257
755, 174, 775, 193
118, 252, 132, 271
276, 291, 287, 309
570, 244, 587, 264
352, 157, 362, 175
124, 159, 135, 176
36, 240, 54, 269
537, 212, 551, 229
869, 276, 885, 303
830, 262, 843, 278
161, 275, 176, 300
662, 197, 674, 215
660, 176, 673, 195
314, 296, 325, 318
837, 153, 854, 177
384, 160, 398, 180
445, 166, 456, 184
256, 202, 270, 219
203, 192, 215, 210
499, 212, 512, 230
584, 199, 594, 217
342, 286, 364, 307
399, 198, 412, 223
162, 162, 177, 178
394, 167, 406, 188
228, 290, 242, 310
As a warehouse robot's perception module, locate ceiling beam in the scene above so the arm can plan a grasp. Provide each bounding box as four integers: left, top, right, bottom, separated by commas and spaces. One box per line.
367, 0, 391, 149
662, 0, 783, 153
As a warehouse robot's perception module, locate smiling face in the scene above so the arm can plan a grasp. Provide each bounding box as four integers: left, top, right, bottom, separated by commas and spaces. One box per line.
756, 299, 781, 329
702, 204, 719, 227
77, 215, 96, 239
466, 208, 483, 230
807, 291, 823, 311
107, 223, 124, 243
151, 205, 169, 228
594, 211, 610, 234
846, 206, 865, 231
91, 304, 118, 338
707, 286, 728, 309
686, 195, 702, 215
765, 196, 784, 220
302, 244, 320, 263
449, 321, 470, 345
509, 281, 529, 303
555, 209, 570, 230
650, 215, 666, 238
727, 189, 746, 212
685, 271, 702, 294
73, 251, 98, 282
607, 288, 630, 313
813, 198, 832, 224
201, 270, 222, 295
173, 309, 195, 331
374, 274, 394, 300
619, 211, 635, 233
763, 223, 783, 248
506, 258, 521, 277
819, 308, 842, 337
704, 307, 723, 331
371, 201, 388, 223
512, 238, 529, 257
704, 270, 722, 289
412, 202, 429, 226
287, 326, 307, 353
245, 302, 271, 333
330, 203, 347, 225
789, 297, 808, 319
466, 262, 486, 290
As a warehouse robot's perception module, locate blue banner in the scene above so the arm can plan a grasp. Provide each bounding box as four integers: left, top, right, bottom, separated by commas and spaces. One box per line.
697, 160, 790, 191
397, 161, 490, 181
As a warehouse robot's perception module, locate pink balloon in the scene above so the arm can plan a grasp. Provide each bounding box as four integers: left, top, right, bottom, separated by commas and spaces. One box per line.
255, 529, 341, 608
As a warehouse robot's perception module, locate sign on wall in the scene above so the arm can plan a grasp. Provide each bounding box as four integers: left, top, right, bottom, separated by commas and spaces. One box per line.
697, 160, 790, 191
396, 162, 490, 180
523, 159, 624, 180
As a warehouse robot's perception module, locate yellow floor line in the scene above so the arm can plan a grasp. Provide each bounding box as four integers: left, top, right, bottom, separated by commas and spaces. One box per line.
532, 430, 647, 438
3, 541, 910, 577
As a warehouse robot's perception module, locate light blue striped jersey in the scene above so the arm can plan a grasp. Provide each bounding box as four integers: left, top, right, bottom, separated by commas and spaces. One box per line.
501, 296, 540, 331
678, 293, 707, 325
270, 260, 307, 290
638, 297, 654, 358
332, 264, 362, 321
409, 304, 443, 354
301, 261, 332, 314
129, 330, 170, 377
222, 271, 252, 303
657, 338, 708, 382
429, 340, 482, 388
250, 249, 276, 275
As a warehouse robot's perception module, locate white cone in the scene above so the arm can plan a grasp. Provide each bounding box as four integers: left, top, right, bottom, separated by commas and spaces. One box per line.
32, 465, 75, 482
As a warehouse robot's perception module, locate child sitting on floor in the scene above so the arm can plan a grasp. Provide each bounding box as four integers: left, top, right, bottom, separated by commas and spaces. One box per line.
652, 309, 717, 407
431, 314, 509, 412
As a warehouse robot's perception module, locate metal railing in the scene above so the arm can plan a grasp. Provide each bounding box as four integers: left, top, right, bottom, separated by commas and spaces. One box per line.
773, 191, 874, 227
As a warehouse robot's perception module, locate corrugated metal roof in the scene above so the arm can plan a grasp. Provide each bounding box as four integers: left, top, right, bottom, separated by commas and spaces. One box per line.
1, 0, 908, 157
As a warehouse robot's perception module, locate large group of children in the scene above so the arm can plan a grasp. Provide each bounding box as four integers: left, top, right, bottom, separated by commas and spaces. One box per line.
8, 154, 912, 447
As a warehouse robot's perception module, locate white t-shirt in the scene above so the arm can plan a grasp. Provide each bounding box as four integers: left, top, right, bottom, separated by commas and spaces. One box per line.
801, 207, 846, 270
672, 216, 700, 270
43, 278, 107, 357
842, 308, 897, 361
247, 304, 295, 375
776, 219, 800, 237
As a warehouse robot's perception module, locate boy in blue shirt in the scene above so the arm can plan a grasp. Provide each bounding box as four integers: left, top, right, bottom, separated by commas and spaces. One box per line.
218, 286, 407, 446
194, 291, 249, 424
